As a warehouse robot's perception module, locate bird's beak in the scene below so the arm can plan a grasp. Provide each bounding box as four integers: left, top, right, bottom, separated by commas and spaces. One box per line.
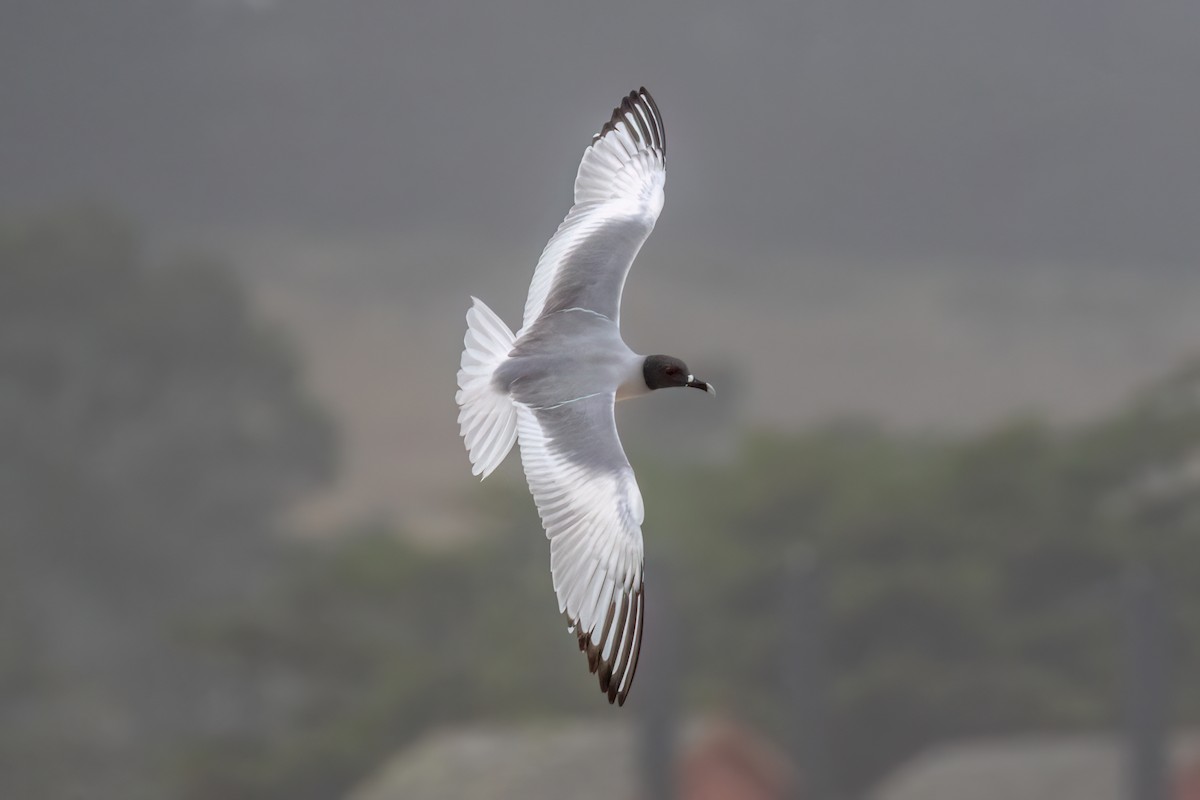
686, 375, 716, 396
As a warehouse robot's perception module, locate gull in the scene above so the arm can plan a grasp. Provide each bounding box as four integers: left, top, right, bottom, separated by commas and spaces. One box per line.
455, 88, 713, 705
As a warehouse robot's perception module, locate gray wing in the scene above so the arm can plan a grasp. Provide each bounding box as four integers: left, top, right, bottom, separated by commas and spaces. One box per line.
518, 88, 667, 334
514, 393, 645, 705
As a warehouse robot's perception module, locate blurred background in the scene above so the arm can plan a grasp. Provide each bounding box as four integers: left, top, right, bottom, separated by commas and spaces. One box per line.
3, 1, 1200, 798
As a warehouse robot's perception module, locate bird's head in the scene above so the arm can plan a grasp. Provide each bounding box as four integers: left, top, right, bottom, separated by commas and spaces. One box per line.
643, 354, 716, 395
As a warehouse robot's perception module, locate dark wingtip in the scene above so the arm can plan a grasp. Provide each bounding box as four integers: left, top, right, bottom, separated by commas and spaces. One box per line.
617, 591, 644, 705
567, 580, 645, 707
593, 88, 665, 158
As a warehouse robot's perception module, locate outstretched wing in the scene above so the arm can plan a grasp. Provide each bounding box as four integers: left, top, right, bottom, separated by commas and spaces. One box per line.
519, 88, 667, 335
515, 394, 645, 705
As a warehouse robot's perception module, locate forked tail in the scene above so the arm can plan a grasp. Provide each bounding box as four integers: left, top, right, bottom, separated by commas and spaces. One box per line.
455, 297, 518, 479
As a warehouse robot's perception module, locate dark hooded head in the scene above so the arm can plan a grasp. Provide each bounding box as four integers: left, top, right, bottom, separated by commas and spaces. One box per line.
642, 354, 716, 394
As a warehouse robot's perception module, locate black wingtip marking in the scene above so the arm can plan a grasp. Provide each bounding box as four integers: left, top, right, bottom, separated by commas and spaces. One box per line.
638, 88, 665, 154
615, 586, 644, 705
570, 580, 645, 706
593, 88, 665, 159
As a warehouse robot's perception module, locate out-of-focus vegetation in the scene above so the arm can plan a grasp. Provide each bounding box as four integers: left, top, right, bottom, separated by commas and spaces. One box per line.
182, 374, 1200, 797
4, 212, 1200, 799
0, 211, 335, 799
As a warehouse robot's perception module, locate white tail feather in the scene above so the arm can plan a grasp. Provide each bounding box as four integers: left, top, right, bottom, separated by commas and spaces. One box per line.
455, 297, 518, 479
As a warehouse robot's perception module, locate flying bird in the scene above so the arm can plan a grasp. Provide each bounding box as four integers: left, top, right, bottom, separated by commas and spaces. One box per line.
455, 88, 713, 705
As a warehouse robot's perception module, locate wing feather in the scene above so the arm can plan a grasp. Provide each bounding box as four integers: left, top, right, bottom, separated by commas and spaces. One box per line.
514, 397, 646, 705
519, 88, 667, 333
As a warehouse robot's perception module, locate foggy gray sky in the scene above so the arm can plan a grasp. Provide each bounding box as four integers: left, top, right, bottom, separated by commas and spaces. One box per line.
4, 0, 1199, 268
6, 0, 1200, 531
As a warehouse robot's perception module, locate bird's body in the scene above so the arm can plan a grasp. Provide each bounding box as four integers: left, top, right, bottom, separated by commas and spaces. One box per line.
455, 88, 712, 705
496, 311, 645, 407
